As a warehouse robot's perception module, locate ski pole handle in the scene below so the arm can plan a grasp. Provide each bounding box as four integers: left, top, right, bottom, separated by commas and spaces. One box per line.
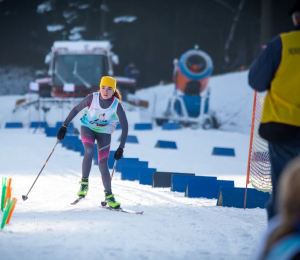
111, 160, 117, 180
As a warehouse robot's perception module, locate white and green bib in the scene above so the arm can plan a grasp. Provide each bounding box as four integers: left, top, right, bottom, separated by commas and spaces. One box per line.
80, 92, 119, 134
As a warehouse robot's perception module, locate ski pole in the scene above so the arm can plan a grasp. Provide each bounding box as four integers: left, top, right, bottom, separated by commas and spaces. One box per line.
22, 140, 60, 201
111, 160, 117, 180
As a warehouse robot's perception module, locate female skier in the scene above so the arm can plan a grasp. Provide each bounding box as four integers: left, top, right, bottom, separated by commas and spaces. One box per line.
56, 76, 128, 209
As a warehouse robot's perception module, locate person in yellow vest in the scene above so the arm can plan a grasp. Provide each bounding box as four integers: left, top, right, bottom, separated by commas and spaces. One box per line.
248, 0, 300, 221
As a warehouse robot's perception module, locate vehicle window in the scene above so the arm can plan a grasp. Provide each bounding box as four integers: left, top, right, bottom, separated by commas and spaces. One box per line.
53, 54, 108, 87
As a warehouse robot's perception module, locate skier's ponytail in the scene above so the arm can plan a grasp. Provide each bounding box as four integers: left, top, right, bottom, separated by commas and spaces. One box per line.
114, 88, 122, 102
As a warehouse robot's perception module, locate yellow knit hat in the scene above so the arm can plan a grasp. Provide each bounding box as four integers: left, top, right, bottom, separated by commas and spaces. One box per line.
99, 76, 117, 92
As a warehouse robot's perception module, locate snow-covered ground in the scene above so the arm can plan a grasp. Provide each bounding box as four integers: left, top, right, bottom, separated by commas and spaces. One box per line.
0, 127, 266, 260
0, 71, 268, 260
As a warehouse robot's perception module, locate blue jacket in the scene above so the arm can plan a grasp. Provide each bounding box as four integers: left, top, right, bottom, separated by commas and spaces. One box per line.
248, 25, 300, 92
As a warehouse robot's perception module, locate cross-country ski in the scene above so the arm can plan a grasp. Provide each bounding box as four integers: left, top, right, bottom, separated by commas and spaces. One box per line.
70, 196, 85, 205
100, 206, 143, 215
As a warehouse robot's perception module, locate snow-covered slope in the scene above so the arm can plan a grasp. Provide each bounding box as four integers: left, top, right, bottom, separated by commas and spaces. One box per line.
134, 70, 254, 134
209, 71, 254, 134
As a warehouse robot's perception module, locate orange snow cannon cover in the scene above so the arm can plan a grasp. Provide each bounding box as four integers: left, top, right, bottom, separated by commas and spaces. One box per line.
174, 49, 213, 95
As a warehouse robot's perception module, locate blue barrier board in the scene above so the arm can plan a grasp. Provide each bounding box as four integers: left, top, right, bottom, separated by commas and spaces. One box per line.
114, 158, 139, 172
185, 179, 234, 199
45, 127, 58, 137
5, 122, 23, 128
217, 187, 270, 209
117, 161, 148, 172
61, 136, 80, 147
134, 123, 152, 130
171, 175, 217, 192
212, 147, 235, 157
162, 122, 180, 130
118, 135, 138, 143
121, 167, 157, 181
55, 122, 74, 128
155, 140, 177, 149
120, 167, 152, 181
127, 135, 139, 143
139, 169, 157, 185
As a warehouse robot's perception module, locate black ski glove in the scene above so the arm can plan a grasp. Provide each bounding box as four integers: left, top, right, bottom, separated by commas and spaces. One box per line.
57, 126, 67, 140
114, 147, 123, 160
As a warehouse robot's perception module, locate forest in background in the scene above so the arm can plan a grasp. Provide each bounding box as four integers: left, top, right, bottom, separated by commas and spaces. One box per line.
0, 0, 294, 93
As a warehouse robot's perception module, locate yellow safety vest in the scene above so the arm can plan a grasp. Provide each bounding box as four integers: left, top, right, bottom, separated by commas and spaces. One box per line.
261, 30, 300, 127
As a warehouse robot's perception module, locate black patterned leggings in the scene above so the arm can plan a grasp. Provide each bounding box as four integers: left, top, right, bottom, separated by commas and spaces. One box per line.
80, 126, 111, 192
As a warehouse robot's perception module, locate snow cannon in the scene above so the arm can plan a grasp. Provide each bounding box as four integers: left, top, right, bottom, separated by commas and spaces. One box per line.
174, 49, 213, 95
154, 48, 216, 129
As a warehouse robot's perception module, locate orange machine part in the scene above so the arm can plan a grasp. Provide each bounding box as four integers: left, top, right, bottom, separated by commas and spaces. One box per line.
175, 69, 209, 94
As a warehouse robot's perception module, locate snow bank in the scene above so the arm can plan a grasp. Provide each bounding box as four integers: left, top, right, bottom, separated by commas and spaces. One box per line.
47, 25, 64, 32
209, 71, 254, 134
114, 16, 138, 23
37, 1, 52, 13
69, 27, 86, 41
135, 70, 254, 134
53, 40, 111, 51
78, 4, 90, 10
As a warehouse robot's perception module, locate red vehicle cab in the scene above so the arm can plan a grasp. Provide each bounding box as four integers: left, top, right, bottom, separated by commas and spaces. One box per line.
38, 41, 136, 98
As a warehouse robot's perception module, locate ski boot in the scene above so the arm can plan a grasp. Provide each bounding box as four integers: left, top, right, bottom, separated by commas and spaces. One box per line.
77, 177, 89, 198
104, 190, 121, 209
